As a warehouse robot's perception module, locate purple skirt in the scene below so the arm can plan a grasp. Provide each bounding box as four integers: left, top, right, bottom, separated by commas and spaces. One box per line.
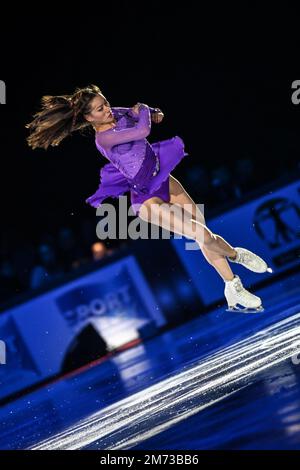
130, 136, 188, 215
86, 136, 188, 216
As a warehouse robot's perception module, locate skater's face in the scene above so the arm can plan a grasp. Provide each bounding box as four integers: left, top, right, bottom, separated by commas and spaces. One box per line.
85, 94, 114, 126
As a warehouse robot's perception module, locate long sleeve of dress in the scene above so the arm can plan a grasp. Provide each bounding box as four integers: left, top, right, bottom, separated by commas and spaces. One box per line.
96, 104, 152, 148
112, 106, 159, 116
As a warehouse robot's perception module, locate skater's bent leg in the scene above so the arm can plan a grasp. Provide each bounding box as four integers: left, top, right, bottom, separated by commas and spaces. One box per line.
139, 194, 235, 258
168, 175, 236, 257
168, 175, 235, 281
200, 246, 235, 281
139, 197, 213, 246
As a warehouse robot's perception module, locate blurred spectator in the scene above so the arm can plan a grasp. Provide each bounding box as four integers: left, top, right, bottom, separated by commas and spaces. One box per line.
0, 259, 22, 301
184, 164, 211, 197
233, 158, 255, 197
29, 243, 64, 290
80, 218, 97, 250
210, 165, 234, 203
57, 226, 86, 271
11, 242, 35, 290
91, 242, 107, 261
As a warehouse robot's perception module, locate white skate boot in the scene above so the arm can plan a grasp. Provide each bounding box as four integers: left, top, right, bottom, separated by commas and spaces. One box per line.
227, 247, 273, 274
224, 274, 264, 313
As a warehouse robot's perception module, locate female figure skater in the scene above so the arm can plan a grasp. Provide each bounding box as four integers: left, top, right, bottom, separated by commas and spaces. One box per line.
26, 84, 272, 312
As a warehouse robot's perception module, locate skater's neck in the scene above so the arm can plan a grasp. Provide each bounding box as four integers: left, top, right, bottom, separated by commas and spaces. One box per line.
93, 121, 116, 133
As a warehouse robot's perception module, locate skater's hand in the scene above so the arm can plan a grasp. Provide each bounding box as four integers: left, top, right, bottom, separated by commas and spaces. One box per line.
131, 104, 164, 122
131, 103, 147, 116
151, 108, 164, 124
131, 103, 140, 116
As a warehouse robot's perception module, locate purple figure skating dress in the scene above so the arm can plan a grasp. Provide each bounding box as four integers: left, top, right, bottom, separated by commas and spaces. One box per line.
86, 104, 188, 216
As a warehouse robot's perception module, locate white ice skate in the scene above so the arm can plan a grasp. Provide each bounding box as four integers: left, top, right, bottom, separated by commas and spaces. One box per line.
227, 247, 273, 274
224, 274, 264, 313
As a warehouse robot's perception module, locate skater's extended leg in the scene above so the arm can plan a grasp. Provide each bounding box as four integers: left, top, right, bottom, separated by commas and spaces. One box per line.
138, 194, 263, 311
137, 176, 267, 312
139, 195, 236, 260
168, 175, 272, 275
168, 175, 235, 281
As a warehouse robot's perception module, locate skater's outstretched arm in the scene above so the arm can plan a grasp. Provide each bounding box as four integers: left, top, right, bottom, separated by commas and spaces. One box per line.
96, 103, 152, 148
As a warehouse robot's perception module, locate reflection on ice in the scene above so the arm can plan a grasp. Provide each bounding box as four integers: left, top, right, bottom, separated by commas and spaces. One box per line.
32, 311, 300, 450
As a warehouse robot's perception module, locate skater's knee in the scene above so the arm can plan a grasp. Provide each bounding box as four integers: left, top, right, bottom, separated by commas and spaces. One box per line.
138, 197, 164, 221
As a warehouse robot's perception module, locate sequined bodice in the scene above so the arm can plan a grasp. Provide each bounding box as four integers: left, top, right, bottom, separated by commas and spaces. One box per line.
95, 105, 157, 179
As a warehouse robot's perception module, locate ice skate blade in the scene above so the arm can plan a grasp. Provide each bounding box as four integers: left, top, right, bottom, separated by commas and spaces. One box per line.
226, 305, 265, 313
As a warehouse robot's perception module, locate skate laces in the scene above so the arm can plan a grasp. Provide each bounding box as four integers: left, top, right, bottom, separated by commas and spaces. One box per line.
232, 276, 243, 293
237, 251, 252, 264
231, 276, 256, 300
228, 250, 248, 264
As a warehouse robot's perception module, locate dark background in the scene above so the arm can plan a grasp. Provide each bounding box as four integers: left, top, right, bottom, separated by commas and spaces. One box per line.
0, 5, 300, 289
